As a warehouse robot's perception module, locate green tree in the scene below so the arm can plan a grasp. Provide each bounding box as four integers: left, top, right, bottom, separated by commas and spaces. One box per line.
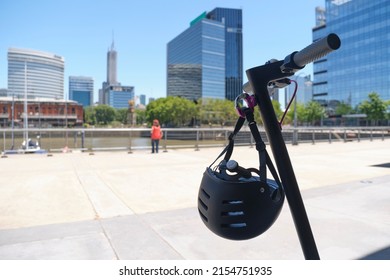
198, 98, 236, 126
335, 101, 353, 116
303, 101, 325, 125
272, 100, 283, 120
135, 108, 147, 126
115, 108, 128, 124
359, 92, 387, 125
146, 96, 197, 127
84, 106, 96, 125
94, 104, 116, 125
286, 102, 306, 125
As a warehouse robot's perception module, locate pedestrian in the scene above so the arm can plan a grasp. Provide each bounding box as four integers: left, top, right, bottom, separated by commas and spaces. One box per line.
151, 119, 163, 153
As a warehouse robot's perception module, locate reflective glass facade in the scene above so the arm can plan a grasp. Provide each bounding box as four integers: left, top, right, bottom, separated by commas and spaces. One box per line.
167, 8, 243, 101
8, 48, 65, 99
106, 85, 134, 109
313, 0, 390, 108
69, 76, 94, 107
207, 8, 243, 101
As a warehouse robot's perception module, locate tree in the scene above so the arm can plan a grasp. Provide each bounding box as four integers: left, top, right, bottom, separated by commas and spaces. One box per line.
198, 98, 236, 126
94, 104, 116, 125
335, 102, 353, 116
303, 101, 325, 125
272, 100, 283, 120
115, 108, 128, 124
285, 102, 306, 125
146, 96, 197, 127
135, 108, 147, 126
359, 92, 387, 125
84, 106, 96, 125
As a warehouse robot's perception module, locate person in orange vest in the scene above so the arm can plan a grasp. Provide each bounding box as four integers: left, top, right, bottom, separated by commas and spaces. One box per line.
151, 119, 163, 153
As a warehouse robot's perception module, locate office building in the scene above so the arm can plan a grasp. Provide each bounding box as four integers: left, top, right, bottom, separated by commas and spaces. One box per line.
69, 76, 94, 107
100, 40, 135, 109
167, 7, 242, 101
312, 0, 390, 111
8, 48, 64, 99
0, 89, 7, 97
207, 8, 243, 101
284, 75, 313, 108
105, 85, 134, 109
139, 94, 146, 106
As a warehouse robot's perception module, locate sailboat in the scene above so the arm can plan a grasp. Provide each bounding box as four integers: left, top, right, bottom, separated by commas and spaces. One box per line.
3, 62, 46, 155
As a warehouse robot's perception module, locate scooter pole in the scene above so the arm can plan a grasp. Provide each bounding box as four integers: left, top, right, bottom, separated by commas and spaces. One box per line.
246, 33, 341, 259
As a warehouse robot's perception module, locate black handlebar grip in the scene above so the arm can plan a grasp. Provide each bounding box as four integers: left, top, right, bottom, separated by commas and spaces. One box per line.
281, 33, 341, 72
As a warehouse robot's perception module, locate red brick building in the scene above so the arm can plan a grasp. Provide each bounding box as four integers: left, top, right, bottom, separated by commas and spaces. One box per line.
0, 97, 83, 127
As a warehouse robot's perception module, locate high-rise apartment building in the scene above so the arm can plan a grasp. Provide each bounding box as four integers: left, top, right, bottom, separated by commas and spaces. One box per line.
8, 48, 65, 99
69, 76, 94, 107
312, 0, 390, 110
167, 7, 243, 101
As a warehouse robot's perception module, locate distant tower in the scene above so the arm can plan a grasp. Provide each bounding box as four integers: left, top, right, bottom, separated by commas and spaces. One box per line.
107, 39, 117, 85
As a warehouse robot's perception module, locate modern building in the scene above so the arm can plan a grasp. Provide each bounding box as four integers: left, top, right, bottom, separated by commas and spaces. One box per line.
207, 8, 243, 101
167, 7, 242, 101
312, 0, 390, 111
69, 76, 94, 107
0, 89, 7, 97
284, 74, 313, 108
8, 48, 65, 100
139, 94, 146, 106
106, 41, 117, 85
100, 40, 135, 109
104, 85, 134, 109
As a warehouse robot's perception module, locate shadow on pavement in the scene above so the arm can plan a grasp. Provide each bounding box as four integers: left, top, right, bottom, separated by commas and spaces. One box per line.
358, 246, 390, 260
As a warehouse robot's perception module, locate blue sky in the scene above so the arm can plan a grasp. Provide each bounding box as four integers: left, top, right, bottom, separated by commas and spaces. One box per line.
0, 0, 325, 102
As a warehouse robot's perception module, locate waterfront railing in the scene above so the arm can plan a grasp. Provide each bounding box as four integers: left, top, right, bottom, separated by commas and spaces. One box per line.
1, 126, 389, 154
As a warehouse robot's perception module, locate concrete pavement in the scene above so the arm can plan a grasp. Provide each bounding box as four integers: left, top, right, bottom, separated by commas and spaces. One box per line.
0, 140, 389, 260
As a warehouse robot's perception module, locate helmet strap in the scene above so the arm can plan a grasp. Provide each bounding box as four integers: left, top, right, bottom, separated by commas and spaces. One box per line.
209, 108, 283, 190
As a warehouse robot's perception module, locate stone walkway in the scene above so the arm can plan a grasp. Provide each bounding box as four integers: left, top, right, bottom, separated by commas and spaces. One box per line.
0, 140, 389, 259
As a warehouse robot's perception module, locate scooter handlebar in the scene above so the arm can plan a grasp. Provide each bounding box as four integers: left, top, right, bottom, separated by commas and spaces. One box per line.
281, 33, 341, 72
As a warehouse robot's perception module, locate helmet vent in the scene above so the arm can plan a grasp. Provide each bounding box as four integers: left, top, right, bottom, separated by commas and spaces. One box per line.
221, 223, 247, 228
222, 200, 243, 205
198, 198, 208, 211
201, 188, 210, 199
198, 209, 208, 222
222, 211, 244, 217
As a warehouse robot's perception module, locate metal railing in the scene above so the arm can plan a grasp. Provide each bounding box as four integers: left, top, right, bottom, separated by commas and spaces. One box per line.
1, 126, 389, 154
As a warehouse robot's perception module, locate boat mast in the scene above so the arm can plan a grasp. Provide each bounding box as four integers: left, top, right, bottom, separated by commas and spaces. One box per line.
24, 61, 28, 149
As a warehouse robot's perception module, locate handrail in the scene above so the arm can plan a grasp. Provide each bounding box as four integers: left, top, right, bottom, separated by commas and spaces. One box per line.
1, 127, 389, 153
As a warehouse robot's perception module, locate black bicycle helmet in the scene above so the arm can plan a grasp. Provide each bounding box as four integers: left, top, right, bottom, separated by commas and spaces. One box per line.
198, 102, 285, 241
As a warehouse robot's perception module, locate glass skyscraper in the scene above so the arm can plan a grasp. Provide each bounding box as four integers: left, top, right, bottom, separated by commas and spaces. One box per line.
312, 0, 390, 110
167, 7, 242, 101
207, 8, 243, 101
8, 48, 65, 99
69, 76, 94, 107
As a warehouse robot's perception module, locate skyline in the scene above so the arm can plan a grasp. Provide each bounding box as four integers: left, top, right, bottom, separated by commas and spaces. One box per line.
0, 0, 325, 102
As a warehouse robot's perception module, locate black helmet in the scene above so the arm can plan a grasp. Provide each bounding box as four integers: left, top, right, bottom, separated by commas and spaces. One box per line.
198, 102, 285, 241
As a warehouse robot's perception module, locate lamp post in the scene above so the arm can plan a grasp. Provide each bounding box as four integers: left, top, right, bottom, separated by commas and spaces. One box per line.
292, 90, 298, 145
292, 73, 302, 145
